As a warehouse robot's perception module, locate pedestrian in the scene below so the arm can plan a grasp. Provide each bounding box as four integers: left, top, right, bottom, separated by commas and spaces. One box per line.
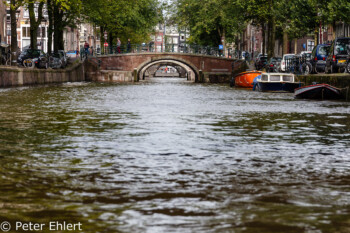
127, 39, 131, 53
117, 38, 121, 53
84, 41, 89, 56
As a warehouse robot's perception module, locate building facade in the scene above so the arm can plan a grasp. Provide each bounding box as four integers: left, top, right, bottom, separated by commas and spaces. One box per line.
0, 0, 6, 43
151, 23, 190, 53
4, 2, 99, 53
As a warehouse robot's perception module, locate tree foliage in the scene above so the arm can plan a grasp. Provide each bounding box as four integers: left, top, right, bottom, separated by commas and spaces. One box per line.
82, 0, 161, 46
172, 0, 245, 47
172, 0, 350, 56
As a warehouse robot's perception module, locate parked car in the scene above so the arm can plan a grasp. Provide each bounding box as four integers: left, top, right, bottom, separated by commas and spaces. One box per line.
265, 57, 282, 72
310, 44, 330, 73
240, 51, 247, 60
255, 56, 268, 70
66, 50, 79, 58
17, 49, 49, 68
300, 51, 312, 56
50, 52, 66, 69
58, 50, 68, 68
254, 53, 266, 67
280, 54, 295, 72
325, 37, 350, 73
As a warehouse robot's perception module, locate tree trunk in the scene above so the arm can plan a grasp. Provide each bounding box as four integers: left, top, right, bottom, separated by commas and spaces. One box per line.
10, 0, 18, 65
221, 28, 225, 56
283, 29, 288, 55
53, 2, 64, 52
100, 26, 104, 54
267, 15, 276, 59
47, 0, 53, 54
29, 1, 44, 50
262, 23, 266, 55
294, 39, 297, 54
314, 26, 319, 46
108, 31, 113, 53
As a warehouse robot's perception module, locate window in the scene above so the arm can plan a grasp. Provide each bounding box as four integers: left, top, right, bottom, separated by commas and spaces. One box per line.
37, 27, 46, 38
318, 46, 328, 55
307, 40, 315, 51
335, 38, 350, 55
22, 27, 30, 38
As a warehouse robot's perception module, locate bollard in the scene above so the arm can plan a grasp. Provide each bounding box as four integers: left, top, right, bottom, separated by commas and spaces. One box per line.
133, 68, 138, 82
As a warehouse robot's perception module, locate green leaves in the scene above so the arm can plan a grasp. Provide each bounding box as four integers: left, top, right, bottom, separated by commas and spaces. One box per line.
82, 0, 161, 44
172, 0, 246, 46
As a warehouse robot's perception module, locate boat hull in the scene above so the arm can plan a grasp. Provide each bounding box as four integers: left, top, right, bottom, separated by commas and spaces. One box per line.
234, 71, 261, 88
294, 84, 343, 100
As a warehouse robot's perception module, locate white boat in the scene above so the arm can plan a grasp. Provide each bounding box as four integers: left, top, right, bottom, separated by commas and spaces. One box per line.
253, 73, 301, 92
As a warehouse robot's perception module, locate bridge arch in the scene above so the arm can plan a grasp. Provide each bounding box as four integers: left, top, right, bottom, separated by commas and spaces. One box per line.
136, 57, 200, 82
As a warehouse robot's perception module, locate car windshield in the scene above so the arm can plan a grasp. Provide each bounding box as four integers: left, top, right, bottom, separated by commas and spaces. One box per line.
319, 46, 329, 55
260, 57, 267, 61
285, 55, 294, 59
27, 49, 41, 57
272, 57, 281, 62
67, 51, 75, 53
335, 38, 350, 55
52, 53, 61, 58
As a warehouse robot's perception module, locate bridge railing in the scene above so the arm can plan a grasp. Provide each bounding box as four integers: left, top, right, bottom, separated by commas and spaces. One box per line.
79, 43, 225, 59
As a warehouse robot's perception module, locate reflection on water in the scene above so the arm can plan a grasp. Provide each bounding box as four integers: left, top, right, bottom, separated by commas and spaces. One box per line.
1, 78, 350, 232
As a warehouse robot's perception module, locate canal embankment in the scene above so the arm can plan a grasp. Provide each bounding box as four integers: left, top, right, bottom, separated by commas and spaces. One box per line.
296, 73, 350, 101
0, 61, 87, 88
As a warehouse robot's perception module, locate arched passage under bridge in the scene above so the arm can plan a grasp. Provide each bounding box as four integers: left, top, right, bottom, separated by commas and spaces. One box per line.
137, 59, 198, 82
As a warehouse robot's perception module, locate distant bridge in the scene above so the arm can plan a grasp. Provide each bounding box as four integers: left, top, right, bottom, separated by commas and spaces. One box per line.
86, 53, 247, 83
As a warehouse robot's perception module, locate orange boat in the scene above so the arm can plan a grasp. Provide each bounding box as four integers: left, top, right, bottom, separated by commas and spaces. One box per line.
230, 71, 262, 88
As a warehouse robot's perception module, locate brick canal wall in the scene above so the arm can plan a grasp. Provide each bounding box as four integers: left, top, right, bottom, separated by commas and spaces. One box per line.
0, 62, 86, 88
296, 73, 350, 88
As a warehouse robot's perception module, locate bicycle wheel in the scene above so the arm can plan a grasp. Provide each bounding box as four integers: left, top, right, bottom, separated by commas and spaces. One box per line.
346, 62, 350, 73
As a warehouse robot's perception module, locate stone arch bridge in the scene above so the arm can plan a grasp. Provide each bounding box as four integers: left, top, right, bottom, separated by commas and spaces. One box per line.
86, 53, 247, 83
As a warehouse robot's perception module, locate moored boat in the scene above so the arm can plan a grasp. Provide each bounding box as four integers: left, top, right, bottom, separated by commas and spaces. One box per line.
253, 73, 301, 92
294, 83, 343, 100
230, 71, 262, 88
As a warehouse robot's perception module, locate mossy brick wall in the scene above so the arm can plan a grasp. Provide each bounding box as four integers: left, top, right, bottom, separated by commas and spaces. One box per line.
297, 74, 350, 88
0, 62, 85, 88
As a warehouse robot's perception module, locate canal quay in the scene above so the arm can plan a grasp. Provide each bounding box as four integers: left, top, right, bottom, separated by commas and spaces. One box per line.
1, 61, 350, 232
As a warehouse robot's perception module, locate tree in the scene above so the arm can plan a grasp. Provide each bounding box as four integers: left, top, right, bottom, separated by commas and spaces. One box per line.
82, 0, 161, 51
52, 0, 82, 52
6, 0, 25, 65
27, 0, 45, 50
173, 0, 245, 48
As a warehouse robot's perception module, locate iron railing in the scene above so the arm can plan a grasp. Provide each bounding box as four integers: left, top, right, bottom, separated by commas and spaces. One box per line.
79, 43, 226, 59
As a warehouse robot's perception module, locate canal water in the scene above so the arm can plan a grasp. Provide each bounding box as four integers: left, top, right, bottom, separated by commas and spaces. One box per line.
0, 78, 350, 232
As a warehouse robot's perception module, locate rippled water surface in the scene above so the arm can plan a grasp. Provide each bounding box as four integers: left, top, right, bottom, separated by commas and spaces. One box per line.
1, 78, 350, 232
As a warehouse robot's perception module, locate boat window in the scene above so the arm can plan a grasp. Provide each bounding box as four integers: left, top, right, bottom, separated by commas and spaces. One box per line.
283, 75, 294, 82
261, 75, 268, 81
270, 75, 280, 81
